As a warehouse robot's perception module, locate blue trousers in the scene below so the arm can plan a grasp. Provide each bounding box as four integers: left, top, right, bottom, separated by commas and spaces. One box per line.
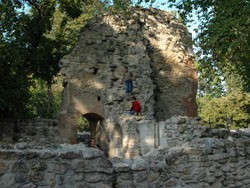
129, 109, 141, 116
125, 80, 133, 94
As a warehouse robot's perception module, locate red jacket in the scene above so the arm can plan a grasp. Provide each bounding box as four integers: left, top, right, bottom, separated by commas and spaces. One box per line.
132, 100, 141, 112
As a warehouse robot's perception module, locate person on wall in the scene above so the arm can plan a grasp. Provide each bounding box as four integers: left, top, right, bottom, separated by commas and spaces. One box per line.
129, 96, 141, 116
122, 66, 134, 95
89, 138, 101, 150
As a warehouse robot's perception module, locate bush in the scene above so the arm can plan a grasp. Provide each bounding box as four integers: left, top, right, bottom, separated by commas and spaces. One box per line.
198, 89, 250, 129
26, 79, 62, 118
77, 116, 90, 132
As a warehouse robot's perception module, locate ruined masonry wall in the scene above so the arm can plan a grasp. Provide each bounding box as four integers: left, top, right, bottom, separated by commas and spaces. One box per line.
0, 119, 60, 145
1, 117, 250, 187
59, 7, 197, 144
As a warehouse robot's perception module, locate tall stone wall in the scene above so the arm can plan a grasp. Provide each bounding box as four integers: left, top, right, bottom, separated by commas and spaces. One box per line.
59, 7, 197, 144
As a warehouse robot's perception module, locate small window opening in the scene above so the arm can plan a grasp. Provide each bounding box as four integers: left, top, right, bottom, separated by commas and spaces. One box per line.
93, 68, 98, 74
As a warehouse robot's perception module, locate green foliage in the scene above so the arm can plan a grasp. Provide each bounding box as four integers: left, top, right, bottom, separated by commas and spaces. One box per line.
0, 33, 31, 118
195, 0, 250, 94
198, 90, 250, 129
0, 0, 92, 118
26, 79, 62, 118
77, 116, 91, 132
59, 0, 83, 18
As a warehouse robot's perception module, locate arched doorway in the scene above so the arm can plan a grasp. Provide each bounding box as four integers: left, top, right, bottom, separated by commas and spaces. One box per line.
83, 113, 103, 140
77, 113, 107, 151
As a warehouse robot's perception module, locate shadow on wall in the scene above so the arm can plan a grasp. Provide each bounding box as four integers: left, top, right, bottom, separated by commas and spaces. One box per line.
140, 8, 197, 120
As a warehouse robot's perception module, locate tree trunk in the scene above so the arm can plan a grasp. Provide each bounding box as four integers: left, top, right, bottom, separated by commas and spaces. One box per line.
47, 82, 53, 118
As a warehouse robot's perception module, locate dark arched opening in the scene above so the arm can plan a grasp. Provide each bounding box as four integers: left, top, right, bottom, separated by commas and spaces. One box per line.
83, 113, 103, 139
77, 113, 107, 153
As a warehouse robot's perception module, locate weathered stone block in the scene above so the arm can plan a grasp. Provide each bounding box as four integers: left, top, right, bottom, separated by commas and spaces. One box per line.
47, 162, 68, 175
12, 160, 28, 173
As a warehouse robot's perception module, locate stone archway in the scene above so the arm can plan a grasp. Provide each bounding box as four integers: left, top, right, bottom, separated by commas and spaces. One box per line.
81, 113, 107, 150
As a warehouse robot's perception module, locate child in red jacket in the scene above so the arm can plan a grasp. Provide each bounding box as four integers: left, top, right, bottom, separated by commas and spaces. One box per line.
129, 96, 141, 116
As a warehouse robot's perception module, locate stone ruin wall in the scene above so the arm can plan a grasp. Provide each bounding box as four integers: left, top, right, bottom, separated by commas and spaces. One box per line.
1, 116, 250, 188
0, 119, 60, 145
58, 7, 197, 146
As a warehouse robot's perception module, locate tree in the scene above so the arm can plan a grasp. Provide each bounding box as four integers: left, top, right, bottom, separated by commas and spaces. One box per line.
196, 0, 250, 94
198, 89, 250, 129
0, 1, 32, 118
163, 0, 250, 94
0, 0, 93, 118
